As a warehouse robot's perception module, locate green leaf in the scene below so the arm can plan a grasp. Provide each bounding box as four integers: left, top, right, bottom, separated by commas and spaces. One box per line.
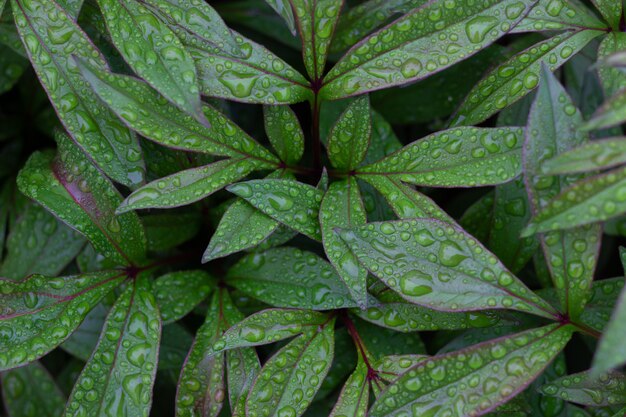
290, 0, 343, 80
452, 30, 603, 127
245, 317, 335, 417
321, 0, 536, 99
370, 324, 573, 417
320, 179, 368, 308
210, 308, 329, 353
227, 341, 261, 417
584, 87, 626, 130
339, 219, 559, 319
263, 105, 305, 164
355, 318, 426, 359
513, 0, 607, 33
95, 0, 206, 124
541, 371, 626, 407
189, 31, 312, 104
264, 0, 297, 35
327, 95, 371, 170
77, 57, 279, 165
153, 270, 215, 324
359, 127, 525, 187
541, 137, 626, 175
329, 359, 369, 417
1, 361, 66, 417
228, 179, 324, 240
17, 134, 147, 266
0, 44, 27, 95
143, 212, 200, 252
0, 270, 124, 371
523, 65, 601, 320
118, 157, 262, 212
63, 274, 161, 417
60, 300, 111, 361
0, 201, 85, 279
227, 247, 360, 310
590, 0, 622, 29
11, 0, 144, 186
597, 33, 626, 97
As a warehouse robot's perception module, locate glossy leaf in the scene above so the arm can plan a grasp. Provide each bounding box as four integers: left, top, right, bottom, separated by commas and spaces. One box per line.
63, 274, 161, 417
523, 66, 601, 320
541, 371, 626, 407
359, 127, 524, 187
590, 0, 622, 29
327, 95, 371, 170
263, 105, 304, 164
542, 137, 626, 175
452, 30, 603, 127
340, 219, 559, 318
153, 270, 215, 324
597, 33, 626, 97
77, 58, 279, 164
321, 0, 536, 99
320, 179, 368, 308
1, 361, 66, 417
290, 0, 343, 80
118, 157, 261, 212
0, 270, 124, 371
370, 324, 573, 417
227, 247, 360, 310
61, 300, 111, 361
245, 317, 335, 417
17, 134, 147, 266
227, 340, 261, 417
95, 0, 206, 123
330, 359, 369, 417
228, 179, 324, 240
11, 0, 144, 186
513, 0, 607, 33
264, 0, 297, 35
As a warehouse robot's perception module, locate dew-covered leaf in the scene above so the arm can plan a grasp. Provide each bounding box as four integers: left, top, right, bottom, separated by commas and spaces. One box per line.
12, 0, 144, 186
327, 95, 371, 170
541, 137, 626, 175
118, 157, 262, 212
227, 339, 261, 417
144, 212, 200, 252
17, 134, 147, 266
523, 66, 601, 320
321, 0, 536, 99
590, 0, 622, 29
264, 0, 297, 35
541, 371, 626, 407
227, 247, 360, 310
210, 308, 329, 353
320, 179, 368, 308
154, 270, 215, 324
1, 361, 66, 417
513, 0, 607, 33
328, 359, 369, 417
95, 0, 206, 123
358, 127, 524, 187
339, 219, 558, 318
290, 0, 343, 81
0, 201, 85, 279
597, 33, 626, 97
370, 324, 573, 417
452, 30, 603, 127
63, 274, 161, 417
61, 300, 111, 361
0, 270, 124, 371
77, 58, 279, 164
263, 105, 304, 165
245, 317, 335, 417
228, 179, 324, 240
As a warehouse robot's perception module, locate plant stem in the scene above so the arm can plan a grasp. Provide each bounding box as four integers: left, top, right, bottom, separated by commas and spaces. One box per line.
342, 312, 380, 381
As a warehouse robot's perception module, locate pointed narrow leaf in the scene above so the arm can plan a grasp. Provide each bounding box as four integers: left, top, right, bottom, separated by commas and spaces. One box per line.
77, 58, 279, 164
370, 324, 573, 417
264, 0, 297, 35
245, 318, 335, 417
95, 0, 205, 123
1, 361, 66, 417
320, 179, 368, 308
584, 88, 626, 130
452, 30, 603, 127
329, 359, 369, 417
359, 127, 524, 187
154, 270, 215, 324
321, 0, 536, 99
228, 179, 324, 240
290, 0, 343, 80
211, 309, 329, 353
0, 270, 124, 371
17, 134, 147, 266
541, 371, 626, 407
523, 66, 601, 319
513, 0, 606, 33
61, 300, 111, 361
542, 137, 626, 175
227, 247, 360, 310
263, 106, 305, 165
597, 33, 626, 97
590, 0, 622, 29
340, 219, 558, 318
118, 157, 261, 212
11, 0, 143, 186
63, 274, 161, 417
227, 343, 260, 417
328, 95, 371, 170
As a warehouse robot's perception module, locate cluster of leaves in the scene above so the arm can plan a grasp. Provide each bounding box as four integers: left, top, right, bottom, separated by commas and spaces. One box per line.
1, 0, 626, 416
